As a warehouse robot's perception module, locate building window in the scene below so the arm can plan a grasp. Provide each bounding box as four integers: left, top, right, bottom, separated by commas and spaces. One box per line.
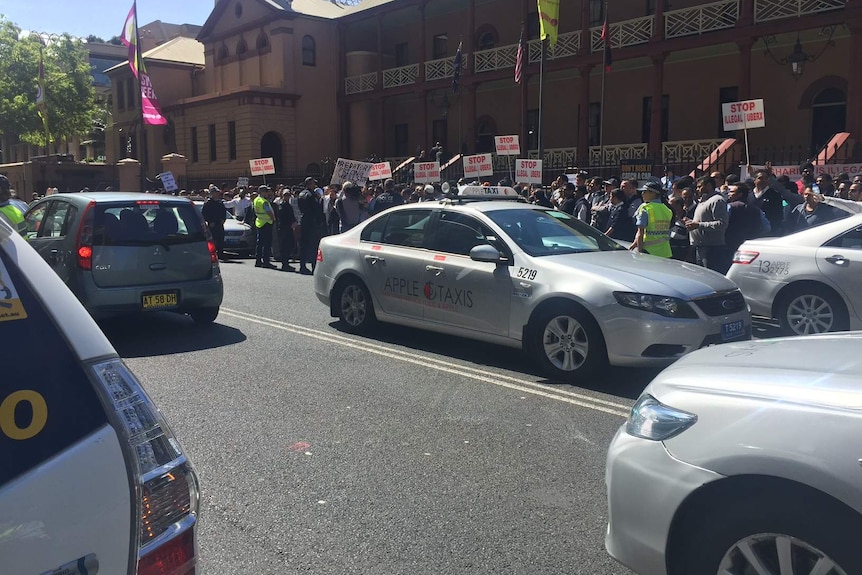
394, 123, 408, 156
476, 27, 498, 51
432, 120, 448, 161
588, 103, 601, 148
590, 0, 604, 26
126, 77, 135, 109
395, 43, 408, 67
191, 127, 199, 163
217, 44, 229, 62
302, 35, 316, 66
236, 38, 248, 57
117, 81, 125, 111
642, 95, 670, 143
228, 121, 237, 161
527, 109, 539, 150
256, 33, 269, 50
432, 34, 448, 60
209, 124, 217, 162
718, 86, 739, 137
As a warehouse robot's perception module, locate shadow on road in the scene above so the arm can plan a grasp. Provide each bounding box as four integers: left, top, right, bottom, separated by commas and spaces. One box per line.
99, 311, 247, 358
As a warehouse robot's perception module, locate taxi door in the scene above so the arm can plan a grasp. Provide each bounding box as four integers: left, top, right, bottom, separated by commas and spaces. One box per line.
358, 209, 431, 320
816, 224, 862, 322
422, 212, 512, 336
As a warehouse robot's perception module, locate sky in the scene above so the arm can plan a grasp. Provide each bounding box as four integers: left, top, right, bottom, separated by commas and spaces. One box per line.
1, 0, 216, 40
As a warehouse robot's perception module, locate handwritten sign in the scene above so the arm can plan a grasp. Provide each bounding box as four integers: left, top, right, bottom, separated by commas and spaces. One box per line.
722, 99, 766, 131
515, 159, 543, 184
330, 158, 375, 186
368, 162, 392, 181
249, 157, 276, 176
157, 171, 177, 192
414, 161, 441, 184
237, 177, 249, 188
495, 135, 521, 156
463, 153, 494, 179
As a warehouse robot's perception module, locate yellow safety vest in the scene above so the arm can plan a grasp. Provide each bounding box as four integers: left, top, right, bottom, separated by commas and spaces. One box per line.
0, 204, 26, 236
253, 196, 273, 228
640, 202, 672, 258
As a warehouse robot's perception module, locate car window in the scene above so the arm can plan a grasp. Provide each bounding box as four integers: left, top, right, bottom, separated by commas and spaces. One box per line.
94, 201, 205, 246
825, 226, 862, 250
362, 210, 430, 248
429, 212, 497, 256
486, 208, 625, 256
39, 201, 76, 239
24, 202, 49, 239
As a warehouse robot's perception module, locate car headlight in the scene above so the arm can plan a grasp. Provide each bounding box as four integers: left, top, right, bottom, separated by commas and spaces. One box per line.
613, 292, 698, 319
626, 394, 697, 441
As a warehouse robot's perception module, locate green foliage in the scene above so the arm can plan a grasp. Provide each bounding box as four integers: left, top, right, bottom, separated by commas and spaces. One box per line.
0, 17, 98, 148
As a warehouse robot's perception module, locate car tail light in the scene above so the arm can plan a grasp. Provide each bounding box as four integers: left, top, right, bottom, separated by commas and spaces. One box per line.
76, 201, 96, 270
88, 359, 199, 575
207, 240, 218, 263
732, 250, 759, 265
316, 248, 323, 262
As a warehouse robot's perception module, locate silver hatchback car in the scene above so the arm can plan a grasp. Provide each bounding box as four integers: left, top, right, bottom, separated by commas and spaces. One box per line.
24, 192, 223, 323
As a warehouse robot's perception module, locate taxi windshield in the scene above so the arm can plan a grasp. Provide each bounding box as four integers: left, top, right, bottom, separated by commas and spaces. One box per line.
486, 208, 625, 256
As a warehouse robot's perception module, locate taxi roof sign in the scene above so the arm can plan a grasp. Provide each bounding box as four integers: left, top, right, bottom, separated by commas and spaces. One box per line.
457, 185, 522, 199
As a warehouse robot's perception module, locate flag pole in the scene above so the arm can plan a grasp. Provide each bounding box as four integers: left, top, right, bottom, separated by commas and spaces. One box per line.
134, 1, 146, 192
538, 37, 546, 181
600, 1, 608, 175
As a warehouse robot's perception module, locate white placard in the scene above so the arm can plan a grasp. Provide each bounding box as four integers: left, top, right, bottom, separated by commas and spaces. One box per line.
157, 171, 177, 192
368, 162, 392, 181
330, 158, 375, 186
494, 135, 521, 155
722, 99, 766, 131
515, 159, 543, 184
237, 177, 249, 188
414, 161, 441, 184
249, 157, 276, 176
463, 153, 494, 179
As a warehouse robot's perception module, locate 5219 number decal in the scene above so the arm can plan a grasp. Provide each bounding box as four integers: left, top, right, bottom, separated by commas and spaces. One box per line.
0, 390, 48, 440
516, 267, 538, 280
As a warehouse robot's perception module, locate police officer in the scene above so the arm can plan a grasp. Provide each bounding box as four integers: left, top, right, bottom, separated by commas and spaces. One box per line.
0, 176, 25, 236
254, 185, 277, 268
631, 181, 673, 258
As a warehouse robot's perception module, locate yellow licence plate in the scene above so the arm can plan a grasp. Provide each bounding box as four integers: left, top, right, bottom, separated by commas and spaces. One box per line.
142, 292, 178, 309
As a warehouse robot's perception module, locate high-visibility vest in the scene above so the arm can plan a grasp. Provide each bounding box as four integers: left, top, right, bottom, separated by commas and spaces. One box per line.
0, 204, 25, 236
253, 196, 273, 228
640, 201, 673, 258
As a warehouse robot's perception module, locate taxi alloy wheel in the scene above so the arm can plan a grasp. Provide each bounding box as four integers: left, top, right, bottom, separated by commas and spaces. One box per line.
716, 533, 848, 575
338, 279, 375, 333
531, 305, 605, 381
778, 286, 847, 336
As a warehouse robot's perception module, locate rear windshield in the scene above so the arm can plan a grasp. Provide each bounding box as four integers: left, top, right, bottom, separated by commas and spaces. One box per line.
94, 202, 206, 246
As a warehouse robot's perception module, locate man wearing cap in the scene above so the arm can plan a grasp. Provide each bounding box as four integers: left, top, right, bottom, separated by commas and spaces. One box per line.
631, 182, 673, 257
253, 185, 277, 268
0, 175, 25, 236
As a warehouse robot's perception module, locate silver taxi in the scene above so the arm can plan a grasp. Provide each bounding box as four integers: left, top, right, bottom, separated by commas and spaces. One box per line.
314, 186, 751, 382
728, 213, 862, 336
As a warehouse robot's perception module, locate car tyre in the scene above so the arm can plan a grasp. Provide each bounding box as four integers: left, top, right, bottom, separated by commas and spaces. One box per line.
190, 307, 219, 325
528, 304, 606, 382
776, 285, 847, 336
676, 495, 861, 575
336, 278, 375, 333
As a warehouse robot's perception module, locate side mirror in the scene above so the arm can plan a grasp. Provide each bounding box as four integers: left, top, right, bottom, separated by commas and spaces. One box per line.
470, 244, 503, 263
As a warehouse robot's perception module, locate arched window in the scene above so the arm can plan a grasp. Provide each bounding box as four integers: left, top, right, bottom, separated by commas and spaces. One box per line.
236, 38, 248, 57
217, 44, 229, 62
476, 26, 498, 51
302, 35, 316, 66
256, 33, 269, 50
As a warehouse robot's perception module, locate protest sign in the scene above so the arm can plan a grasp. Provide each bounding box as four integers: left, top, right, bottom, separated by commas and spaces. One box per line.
368, 162, 392, 181
515, 159, 543, 184
157, 171, 178, 192
414, 161, 441, 184
494, 135, 521, 155
249, 157, 276, 176
619, 159, 654, 182
330, 158, 375, 186
463, 154, 494, 179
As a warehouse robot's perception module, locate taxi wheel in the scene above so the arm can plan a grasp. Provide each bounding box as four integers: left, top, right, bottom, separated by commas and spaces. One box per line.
529, 305, 606, 382
337, 279, 376, 333
777, 285, 847, 336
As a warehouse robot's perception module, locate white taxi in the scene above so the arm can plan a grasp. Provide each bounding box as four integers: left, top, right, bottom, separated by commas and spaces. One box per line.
314, 186, 751, 382
0, 215, 200, 573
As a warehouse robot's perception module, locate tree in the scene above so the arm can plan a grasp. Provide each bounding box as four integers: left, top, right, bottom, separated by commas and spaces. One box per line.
0, 17, 97, 151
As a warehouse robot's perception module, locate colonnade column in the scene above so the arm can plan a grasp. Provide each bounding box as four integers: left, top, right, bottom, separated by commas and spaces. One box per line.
649, 54, 665, 160
577, 65, 592, 168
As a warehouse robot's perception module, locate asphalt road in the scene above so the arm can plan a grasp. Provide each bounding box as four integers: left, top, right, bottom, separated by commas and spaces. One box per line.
99, 257, 779, 575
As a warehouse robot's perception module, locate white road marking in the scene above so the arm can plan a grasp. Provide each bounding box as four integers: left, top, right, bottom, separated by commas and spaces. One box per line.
221, 308, 632, 418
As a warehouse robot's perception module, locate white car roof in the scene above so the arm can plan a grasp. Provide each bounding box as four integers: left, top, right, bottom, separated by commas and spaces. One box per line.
745, 212, 862, 248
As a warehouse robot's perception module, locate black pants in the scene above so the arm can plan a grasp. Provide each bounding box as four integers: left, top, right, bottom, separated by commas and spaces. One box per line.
695, 244, 727, 274
279, 225, 295, 265
299, 223, 320, 268
209, 224, 225, 258
255, 224, 273, 263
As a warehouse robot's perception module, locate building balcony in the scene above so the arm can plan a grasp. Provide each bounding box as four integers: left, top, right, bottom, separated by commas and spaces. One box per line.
665, 0, 740, 39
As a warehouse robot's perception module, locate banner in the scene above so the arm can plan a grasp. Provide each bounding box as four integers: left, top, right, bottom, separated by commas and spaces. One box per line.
463, 154, 494, 179
620, 159, 654, 181
414, 162, 441, 184
494, 135, 521, 155
515, 159, 543, 184
537, 0, 560, 48
330, 158, 374, 186
120, 2, 167, 126
249, 157, 276, 176
742, 163, 862, 183
368, 162, 392, 181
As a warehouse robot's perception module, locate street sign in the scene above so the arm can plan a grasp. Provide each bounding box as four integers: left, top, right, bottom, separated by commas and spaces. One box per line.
249, 157, 276, 176
495, 135, 521, 155
330, 158, 375, 186
463, 154, 494, 179
722, 99, 766, 131
157, 171, 178, 192
515, 159, 543, 184
414, 161, 441, 184
368, 162, 392, 181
